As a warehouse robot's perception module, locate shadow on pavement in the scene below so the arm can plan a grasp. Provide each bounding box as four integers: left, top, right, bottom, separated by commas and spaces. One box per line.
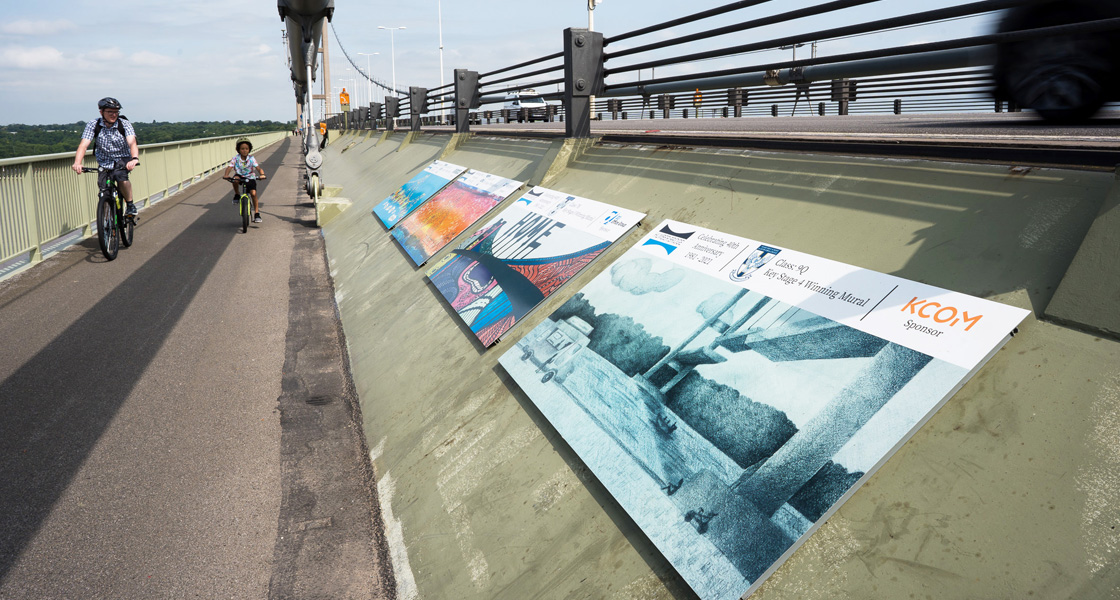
0, 139, 291, 583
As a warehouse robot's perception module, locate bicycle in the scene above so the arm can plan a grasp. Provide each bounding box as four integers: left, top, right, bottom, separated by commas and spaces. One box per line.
81, 166, 135, 260
223, 175, 257, 233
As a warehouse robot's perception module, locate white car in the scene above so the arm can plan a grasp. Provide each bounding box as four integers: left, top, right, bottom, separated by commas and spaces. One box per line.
502, 89, 552, 122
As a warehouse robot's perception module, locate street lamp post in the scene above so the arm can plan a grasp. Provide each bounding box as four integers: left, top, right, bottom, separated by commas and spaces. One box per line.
588, 0, 602, 30
588, 0, 603, 121
357, 52, 379, 106
438, 0, 445, 124
378, 25, 406, 97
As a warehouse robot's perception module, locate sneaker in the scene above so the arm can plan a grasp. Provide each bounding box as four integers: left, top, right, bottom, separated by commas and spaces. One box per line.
253, 213, 262, 223
126, 201, 138, 217
231, 193, 239, 205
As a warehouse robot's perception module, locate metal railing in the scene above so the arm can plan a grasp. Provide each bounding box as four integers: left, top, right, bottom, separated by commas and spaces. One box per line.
323, 0, 1120, 135
0, 131, 288, 275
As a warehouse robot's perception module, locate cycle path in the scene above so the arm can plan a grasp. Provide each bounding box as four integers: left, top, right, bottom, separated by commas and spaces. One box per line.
0, 139, 393, 599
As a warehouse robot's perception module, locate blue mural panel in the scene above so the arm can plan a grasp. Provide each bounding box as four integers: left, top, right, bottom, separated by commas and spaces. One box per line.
499, 220, 1029, 600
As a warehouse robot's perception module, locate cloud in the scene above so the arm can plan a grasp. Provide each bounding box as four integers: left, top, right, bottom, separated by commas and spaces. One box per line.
0, 20, 77, 36
0, 46, 65, 69
611, 258, 685, 295
252, 44, 273, 57
130, 51, 175, 67
86, 48, 125, 62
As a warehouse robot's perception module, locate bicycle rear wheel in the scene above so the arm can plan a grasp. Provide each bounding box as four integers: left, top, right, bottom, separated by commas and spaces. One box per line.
97, 194, 119, 260
240, 194, 250, 233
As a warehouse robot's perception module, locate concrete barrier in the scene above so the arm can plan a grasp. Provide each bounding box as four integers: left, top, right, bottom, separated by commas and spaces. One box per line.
321, 132, 1120, 599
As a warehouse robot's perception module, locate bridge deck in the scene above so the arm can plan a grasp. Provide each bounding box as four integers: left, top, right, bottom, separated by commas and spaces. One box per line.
0, 139, 390, 599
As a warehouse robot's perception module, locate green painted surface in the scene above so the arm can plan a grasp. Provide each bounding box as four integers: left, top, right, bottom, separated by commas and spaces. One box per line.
1045, 170, 1120, 338
322, 135, 1120, 600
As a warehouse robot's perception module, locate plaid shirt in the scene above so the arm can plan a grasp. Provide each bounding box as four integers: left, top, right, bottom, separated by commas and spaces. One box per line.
81, 118, 136, 167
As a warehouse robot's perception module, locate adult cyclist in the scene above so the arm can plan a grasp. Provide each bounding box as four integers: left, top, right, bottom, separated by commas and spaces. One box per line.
71, 97, 140, 217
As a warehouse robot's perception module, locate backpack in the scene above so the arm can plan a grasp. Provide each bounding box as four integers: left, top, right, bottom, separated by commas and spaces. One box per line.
90, 116, 129, 152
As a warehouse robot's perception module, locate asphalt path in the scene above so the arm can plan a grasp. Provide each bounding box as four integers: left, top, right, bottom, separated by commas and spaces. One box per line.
0, 139, 393, 599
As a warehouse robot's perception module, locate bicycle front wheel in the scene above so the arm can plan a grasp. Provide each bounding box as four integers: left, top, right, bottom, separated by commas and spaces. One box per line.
240, 195, 250, 233
97, 195, 119, 260
120, 210, 134, 248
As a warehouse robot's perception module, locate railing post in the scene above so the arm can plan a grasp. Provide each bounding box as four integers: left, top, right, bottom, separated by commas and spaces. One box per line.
728, 88, 743, 118
385, 96, 400, 131
831, 78, 856, 116
658, 94, 674, 119
453, 69, 479, 134
409, 86, 428, 132
371, 102, 383, 130
20, 164, 42, 264
563, 27, 604, 139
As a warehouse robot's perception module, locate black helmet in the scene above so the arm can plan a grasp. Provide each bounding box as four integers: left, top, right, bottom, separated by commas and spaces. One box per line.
97, 97, 122, 110
236, 139, 253, 152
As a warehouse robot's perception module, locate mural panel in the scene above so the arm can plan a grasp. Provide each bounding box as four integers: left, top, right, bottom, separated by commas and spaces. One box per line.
499, 220, 1029, 600
372, 160, 467, 229
426, 186, 644, 347
390, 169, 523, 266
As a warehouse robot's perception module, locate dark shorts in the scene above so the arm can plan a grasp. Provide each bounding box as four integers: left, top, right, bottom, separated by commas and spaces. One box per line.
98, 159, 131, 188
234, 179, 258, 192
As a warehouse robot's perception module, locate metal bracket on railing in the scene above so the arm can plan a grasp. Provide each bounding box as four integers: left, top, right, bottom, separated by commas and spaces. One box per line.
454, 69, 480, 134
370, 102, 383, 129
410, 86, 429, 132
385, 96, 401, 131
763, 69, 782, 87
563, 28, 604, 138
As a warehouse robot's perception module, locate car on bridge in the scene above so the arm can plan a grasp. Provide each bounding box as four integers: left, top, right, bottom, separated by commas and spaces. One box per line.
503, 89, 554, 122
994, 0, 1120, 122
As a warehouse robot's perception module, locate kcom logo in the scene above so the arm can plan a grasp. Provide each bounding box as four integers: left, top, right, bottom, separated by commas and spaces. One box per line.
902, 297, 983, 331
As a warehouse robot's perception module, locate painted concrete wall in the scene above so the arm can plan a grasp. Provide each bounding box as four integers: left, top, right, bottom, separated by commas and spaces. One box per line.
321, 132, 1120, 600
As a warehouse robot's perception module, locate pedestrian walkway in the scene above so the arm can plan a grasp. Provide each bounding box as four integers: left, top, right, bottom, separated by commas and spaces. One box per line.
0, 139, 393, 599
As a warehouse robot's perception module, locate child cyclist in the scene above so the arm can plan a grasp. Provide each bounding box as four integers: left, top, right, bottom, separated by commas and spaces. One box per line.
223, 139, 267, 223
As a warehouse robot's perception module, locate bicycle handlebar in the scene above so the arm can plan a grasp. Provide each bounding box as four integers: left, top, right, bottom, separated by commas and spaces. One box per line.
81, 167, 98, 173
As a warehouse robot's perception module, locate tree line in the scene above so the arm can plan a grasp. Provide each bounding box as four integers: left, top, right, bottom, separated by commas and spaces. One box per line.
552, 292, 863, 522
0, 120, 295, 160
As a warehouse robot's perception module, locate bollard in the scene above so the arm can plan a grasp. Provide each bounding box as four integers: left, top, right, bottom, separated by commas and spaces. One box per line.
683, 109, 688, 119
995, 100, 1003, 113
722, 107, 728, 118
894, 99, 902, 115
771, 104, 778, 117
622, 112, 627, 119
818, 102, 825, 116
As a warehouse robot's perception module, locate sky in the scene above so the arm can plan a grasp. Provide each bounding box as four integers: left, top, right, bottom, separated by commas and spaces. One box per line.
1, 0, 997, 125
